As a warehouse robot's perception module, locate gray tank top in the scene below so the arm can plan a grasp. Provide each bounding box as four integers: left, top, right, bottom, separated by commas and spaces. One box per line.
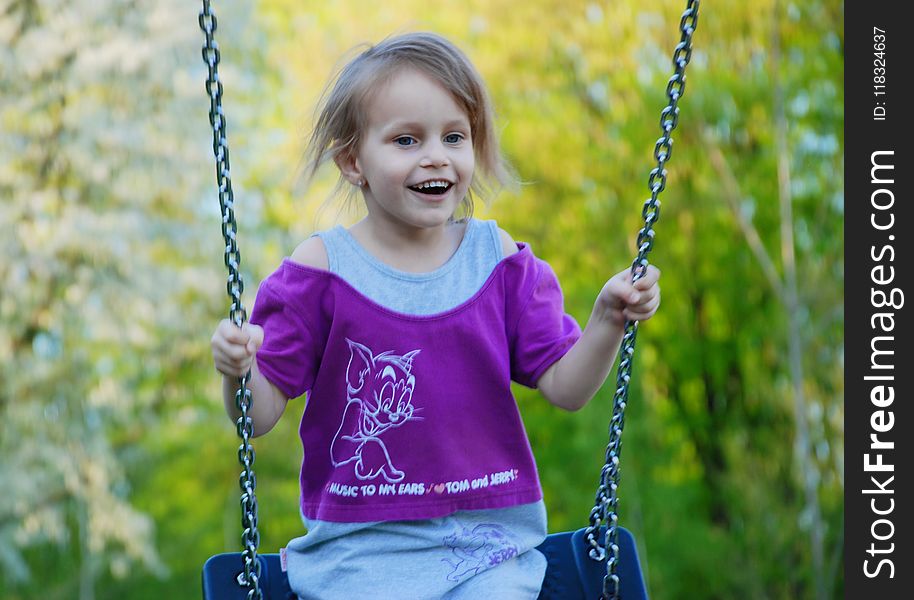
310, 217, 504, 315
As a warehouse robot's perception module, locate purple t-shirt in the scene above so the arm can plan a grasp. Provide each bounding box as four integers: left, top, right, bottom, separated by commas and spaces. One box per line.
249, 241, 582, 523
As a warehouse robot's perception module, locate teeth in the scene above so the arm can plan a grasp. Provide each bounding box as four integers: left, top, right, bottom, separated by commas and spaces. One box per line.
414, 180, 450, 189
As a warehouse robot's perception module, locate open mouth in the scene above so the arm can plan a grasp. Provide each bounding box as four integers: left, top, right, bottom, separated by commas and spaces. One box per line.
408, 180, 453, 196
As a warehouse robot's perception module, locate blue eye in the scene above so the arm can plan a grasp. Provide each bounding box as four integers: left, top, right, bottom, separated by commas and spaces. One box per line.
394, 136, 416, 146
444, 133, 463, 144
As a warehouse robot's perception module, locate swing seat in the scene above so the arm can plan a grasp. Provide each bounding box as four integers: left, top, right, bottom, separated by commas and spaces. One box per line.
202, 526, 647, 599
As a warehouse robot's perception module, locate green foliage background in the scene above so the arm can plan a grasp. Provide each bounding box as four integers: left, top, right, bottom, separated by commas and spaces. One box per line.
1, 0, 843, 598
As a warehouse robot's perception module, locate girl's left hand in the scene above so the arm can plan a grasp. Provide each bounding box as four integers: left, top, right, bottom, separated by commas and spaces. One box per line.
593, 264, 661, 326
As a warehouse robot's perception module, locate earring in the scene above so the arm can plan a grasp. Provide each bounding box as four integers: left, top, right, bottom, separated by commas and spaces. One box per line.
356, 178, 364, 187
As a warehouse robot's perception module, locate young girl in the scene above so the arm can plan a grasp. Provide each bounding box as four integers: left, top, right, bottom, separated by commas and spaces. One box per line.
211, 32, 660, 600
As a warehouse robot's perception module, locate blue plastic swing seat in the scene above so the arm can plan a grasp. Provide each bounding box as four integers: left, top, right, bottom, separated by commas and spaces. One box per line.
202, 526, 647, 599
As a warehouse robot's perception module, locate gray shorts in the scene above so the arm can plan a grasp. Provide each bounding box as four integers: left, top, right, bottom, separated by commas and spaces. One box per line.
285, 500, 548, 599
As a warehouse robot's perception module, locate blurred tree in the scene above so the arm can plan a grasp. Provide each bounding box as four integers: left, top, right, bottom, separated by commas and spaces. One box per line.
0, 0, 232, 597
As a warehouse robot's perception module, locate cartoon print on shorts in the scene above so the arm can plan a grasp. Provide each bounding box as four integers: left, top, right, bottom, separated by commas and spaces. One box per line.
441, 524, 520, 583
330, 338, 422, 483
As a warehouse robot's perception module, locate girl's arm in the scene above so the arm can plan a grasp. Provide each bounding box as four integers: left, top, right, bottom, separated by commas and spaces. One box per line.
215, 237, 327, 436
537, 266, 661, 411
213, 319, 289, 437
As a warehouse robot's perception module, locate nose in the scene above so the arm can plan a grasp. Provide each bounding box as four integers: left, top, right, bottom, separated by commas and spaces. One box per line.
418, 140, 450, 168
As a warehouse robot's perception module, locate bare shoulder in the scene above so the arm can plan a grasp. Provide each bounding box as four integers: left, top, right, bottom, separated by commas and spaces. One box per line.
497, 227, 520, 258
290, 235, 329, 271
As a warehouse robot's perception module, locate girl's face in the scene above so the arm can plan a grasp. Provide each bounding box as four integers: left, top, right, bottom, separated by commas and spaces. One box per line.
340, 68, 475, 231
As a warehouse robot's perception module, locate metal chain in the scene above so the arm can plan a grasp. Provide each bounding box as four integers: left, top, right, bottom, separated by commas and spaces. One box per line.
583, 2, 700, 598
199, 2, 263, 598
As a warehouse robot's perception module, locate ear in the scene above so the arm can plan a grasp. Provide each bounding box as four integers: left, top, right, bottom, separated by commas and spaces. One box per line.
345, 338, 373, 393
399, 349, 421, 375
333, 148, 363, 187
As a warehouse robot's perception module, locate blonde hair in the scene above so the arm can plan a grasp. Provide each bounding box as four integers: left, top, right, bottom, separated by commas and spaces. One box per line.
303, 32, 516, 222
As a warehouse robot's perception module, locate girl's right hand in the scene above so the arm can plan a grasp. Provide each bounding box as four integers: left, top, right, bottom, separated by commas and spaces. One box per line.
211, 319, 264, 377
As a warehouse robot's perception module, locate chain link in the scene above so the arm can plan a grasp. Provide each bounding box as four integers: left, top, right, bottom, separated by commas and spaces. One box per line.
199, 2, 263, 598
584, 2, 699, 598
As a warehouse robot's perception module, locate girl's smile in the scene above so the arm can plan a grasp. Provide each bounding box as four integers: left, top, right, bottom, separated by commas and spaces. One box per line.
407, 179, 455, 203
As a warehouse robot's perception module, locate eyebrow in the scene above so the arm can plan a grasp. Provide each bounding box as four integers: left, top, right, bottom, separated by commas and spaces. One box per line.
381, 119, 470, 133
